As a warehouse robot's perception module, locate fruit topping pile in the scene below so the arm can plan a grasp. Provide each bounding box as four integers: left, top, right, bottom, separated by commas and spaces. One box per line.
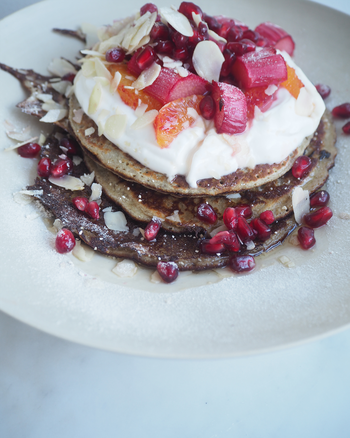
79, 1, 308, 146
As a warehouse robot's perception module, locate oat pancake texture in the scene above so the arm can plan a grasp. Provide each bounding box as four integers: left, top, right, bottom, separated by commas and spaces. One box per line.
82, 111, 336, 233
69, 94, 315, 197
28, 131, 297, 271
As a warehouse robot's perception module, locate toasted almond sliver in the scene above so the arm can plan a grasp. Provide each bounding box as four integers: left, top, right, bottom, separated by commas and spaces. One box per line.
160, 7, 194, 37
39, 109, 68, 123
131, 109, 158, 130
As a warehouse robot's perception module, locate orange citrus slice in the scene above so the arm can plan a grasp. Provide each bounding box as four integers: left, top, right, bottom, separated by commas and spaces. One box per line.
281, 64, 304, 99
153, 95, 204, 148
108, 63, 163, 111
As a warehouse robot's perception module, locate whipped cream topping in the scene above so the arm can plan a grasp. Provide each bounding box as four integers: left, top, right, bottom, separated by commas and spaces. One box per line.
74, 52, 325, 187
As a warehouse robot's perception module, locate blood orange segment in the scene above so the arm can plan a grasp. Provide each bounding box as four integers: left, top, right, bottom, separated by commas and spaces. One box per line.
154, 95, 204, 148
281, 64, 304, 99
108, 63, 163, 111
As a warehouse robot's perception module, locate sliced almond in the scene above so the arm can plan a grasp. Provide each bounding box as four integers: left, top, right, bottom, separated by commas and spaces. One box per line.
160, 7, 194, 37
104, 211, 129, 231
49, 175, 85, 191
88, 82, 102, 115
192, 40, 224, 82
132, 62, 161, 90
94, 58, 112, 81
40, 109, 68, 123
104, 114, 127, 140
131, 109, 158, 130
292, 186, 310, 225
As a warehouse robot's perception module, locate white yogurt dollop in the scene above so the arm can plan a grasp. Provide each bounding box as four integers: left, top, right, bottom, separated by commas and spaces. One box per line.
74, 52, 325, 188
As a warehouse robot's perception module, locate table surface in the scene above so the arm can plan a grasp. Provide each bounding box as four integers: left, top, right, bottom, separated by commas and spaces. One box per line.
1, 1, 350, 437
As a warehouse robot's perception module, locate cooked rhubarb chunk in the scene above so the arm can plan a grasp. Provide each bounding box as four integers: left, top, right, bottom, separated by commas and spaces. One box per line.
255, 22, 295, 56
145, 67, 208, 104
231, 47, 287, 89
212, 81, 247, 134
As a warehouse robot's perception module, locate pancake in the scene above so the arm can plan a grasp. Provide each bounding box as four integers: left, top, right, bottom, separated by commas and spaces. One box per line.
69, 94, 314, 197
82, 111, 336, 233
27, 130, 297, 271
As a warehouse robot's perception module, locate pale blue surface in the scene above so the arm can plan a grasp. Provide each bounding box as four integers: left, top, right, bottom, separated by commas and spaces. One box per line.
1, 1, 350, 437
1, 310, 350, 438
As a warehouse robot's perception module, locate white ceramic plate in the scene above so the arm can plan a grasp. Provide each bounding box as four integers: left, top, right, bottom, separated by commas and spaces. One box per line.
1, 0, 350, 358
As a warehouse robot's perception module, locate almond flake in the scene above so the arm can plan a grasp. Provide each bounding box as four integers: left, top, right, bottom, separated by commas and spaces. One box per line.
127, 35, 150, 55
104, 211, 129, 231
42, 101, 65, 111
72, 108, 84, 123
73, 156, 83, 166
135, 102, 148, 117
131, 110, 158, 130
166, 210, 181, 222
132, 62, 161, 90
81, 59, 96, 77
176, 66, 189, 77
292, 186, 310, 225
150, 270, 162, 283
112, 259, 137, 277
265, 84, 278, 96
208, 29, 227, 43
47, 58, 77, 77
160, 7, 194, 37
39, 109, 68, 123
49, 175, 85, 191
192, 12, 202, 26
104, 114, 127, 140
278, 255, 295, 268
209, 224, 227, 237
110, 71, 122, 92
37, 93, 53, 102
72, 239, 95, 262
13, 190, 43, 205
94, 57, 112, 81
80, 171, 95, 186
193, 40, 224, 82
85, 127, 95, 136
89, 183, 102, 201
38, 134, 46, 146
80, 49, 104, 57
129, 12, 157, 52
51, 81, 71, 94
88, 82, 102, 115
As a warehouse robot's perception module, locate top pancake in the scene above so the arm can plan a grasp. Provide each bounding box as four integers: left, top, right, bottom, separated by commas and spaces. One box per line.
69, 94, 314, 197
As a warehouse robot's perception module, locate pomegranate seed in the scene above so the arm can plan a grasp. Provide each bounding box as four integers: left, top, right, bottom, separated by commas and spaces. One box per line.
259, 210, 275, 225
342, 121, 350, 134
255, 36, 269, 47
196, 203, 217, 224
310, 190, 330, 208
236, 216, 255, 242
51, 157, 73, 178
136, 46, 157, 71
172, 31, 188, 49
332, 103, 350, 118
157, 261, 179, 283
156, 40, 175, 56
72, 196, 88, 211
37, 157, 51, 178
140, 3, 158, 15
144, 217, 162, 241
55, 228, 76, 254
200, 239, 225, 254
226, 40, 256, 56
242, 29, 260, 42
221, 49, 236, 77
198, 22, 209, 39
315, 84, 331, 99
235, 204, 252, 218
178, 2, 203, 21
17, 142, 40, 158
173, 47, 188, 61
250, 218, 271, 241
210, 231, 241, 252
292, 156, 311, 179
105, 48, 126, 63
199, 95, 215, 120
223, 207, 238, 230
60, 137, 79, 155
85, 201, 100, 220
150, 22, 169, 41
229, 255, 255, 273
226, 25, 243, 42
188, 28, 203, 47
61, 72, 76, 83
203, 14, 221, 33
218, 21, 235, 39
304, 206, 333, 228
297, 226, 316, 250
